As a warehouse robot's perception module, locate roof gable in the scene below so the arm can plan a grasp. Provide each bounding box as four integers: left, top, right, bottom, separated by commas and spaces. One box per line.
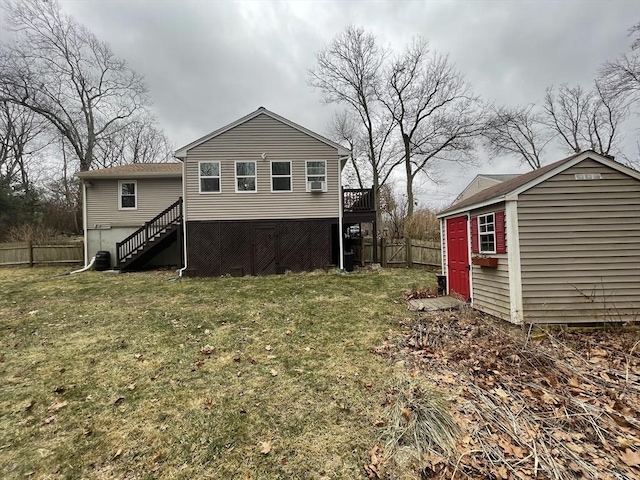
438, 151, 640, 217
174, 107, 350, 159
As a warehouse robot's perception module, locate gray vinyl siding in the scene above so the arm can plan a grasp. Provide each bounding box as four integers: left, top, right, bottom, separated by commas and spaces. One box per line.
456, 176, 500, 203
470, 203, 511, 321
518, 158, 640, 323
184, 114, 340, 221
86, 177, 182, 228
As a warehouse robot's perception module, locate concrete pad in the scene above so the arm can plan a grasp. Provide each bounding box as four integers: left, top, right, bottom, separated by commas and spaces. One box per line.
408, 296, 464, 312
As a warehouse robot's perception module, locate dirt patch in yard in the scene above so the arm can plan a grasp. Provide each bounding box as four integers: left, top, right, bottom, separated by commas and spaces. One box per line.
375, 309, 640, 479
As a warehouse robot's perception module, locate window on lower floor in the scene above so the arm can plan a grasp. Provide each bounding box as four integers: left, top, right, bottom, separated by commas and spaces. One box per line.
199, 161, 220, 193
271, 161, 292, 192
119, 180, 137, 210
236, 161, 256, 192
478, 213, 495, 253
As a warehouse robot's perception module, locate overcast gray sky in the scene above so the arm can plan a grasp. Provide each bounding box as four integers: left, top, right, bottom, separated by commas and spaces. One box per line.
17, 0, 640, 205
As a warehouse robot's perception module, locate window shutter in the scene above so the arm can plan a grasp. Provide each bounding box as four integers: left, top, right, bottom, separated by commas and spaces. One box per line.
471, 216, 479, 253
496, 210, 506, 254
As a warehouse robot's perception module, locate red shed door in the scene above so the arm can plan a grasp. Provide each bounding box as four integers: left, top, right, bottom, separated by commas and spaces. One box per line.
446, 216, 470, 300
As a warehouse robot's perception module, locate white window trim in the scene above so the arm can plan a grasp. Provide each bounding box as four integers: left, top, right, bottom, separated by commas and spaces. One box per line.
235, 161, 257, 193
270, 160, 293, 193
478, 213, 496, 254
118, 180, 137, 210
305, 160, 328, 192
198, 160, 221, 194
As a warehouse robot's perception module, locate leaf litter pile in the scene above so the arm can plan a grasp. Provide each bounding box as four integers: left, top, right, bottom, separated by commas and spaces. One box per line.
374, 308, 640, 479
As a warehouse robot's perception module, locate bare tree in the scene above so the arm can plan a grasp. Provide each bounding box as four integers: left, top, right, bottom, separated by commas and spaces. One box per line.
93, 114, 173, 168
309, 26, 401, 228
0, 0, 150, 171
544, 83, 628, 156
380, 38, 486, 217
379, 184, 407, 238
599, 23, 640, 103
484, 104, 552, 170
0, 101, 50, 191
329, 110, 366, 189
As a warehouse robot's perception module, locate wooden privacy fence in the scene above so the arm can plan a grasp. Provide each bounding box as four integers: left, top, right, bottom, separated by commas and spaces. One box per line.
353, 237, 441, 268
0, 242, 83, 267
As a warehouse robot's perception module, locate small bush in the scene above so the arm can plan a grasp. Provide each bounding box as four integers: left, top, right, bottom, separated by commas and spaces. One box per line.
5, 223, 64, 244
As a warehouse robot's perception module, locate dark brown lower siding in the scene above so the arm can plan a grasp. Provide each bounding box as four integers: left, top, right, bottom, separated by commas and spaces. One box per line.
185, 218, 337, 277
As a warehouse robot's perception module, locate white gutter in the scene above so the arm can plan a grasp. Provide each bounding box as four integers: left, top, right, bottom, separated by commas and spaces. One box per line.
338, 155, 349, 272
178, 160, 188, 277
82, 180, 89, 266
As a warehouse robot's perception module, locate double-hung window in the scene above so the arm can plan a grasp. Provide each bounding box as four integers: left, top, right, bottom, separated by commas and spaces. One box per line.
306, 160, 327, 192
235, 161, 256, 192
271, 161, 292, 192
199, 161, 221, 193
118, 180, 137, 210
478, 213, 496, 253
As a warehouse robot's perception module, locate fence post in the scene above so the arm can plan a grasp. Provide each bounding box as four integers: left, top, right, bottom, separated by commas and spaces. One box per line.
406, 237, 413, 268
28, 241, 34, 267
381, 237, 387, 267
360, 235, 365, 266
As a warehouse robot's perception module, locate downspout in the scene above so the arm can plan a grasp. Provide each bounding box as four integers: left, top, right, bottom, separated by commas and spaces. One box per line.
82, 179, 89, 266
178, 159, 188, 277
338, 155, 349, 272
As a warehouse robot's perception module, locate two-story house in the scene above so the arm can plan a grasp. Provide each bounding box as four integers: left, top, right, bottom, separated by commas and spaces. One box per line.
77, 107, 375, 276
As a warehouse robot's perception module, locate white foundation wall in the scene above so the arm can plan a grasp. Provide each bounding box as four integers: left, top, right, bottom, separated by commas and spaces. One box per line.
86, 227, 180, 268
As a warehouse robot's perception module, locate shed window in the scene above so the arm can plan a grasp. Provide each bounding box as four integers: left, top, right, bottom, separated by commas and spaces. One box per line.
306, 160, 327, 191
478, 213, 495, 253
199, 161, 220, 193
236, 161, 256, 192
271, 161, 292, 192
119, 180, 137, 210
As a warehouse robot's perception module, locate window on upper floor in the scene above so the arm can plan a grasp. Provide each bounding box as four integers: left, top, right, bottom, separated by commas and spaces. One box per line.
199, 161, 221, 193
235, 161, 257, 192
118, 180, 137, 210
306, 160, 327, 192
271, 161, 292, 192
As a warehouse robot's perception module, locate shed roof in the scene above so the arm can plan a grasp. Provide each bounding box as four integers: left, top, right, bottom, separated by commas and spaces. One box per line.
174, 107, 350, 159
437, 150, 640, 217
77, 163, 182, 179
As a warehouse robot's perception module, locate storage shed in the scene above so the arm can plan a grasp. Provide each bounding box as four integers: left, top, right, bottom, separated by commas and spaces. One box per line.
437, 151, 640, 324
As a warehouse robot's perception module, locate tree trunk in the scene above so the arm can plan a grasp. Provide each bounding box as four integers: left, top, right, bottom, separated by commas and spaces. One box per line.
372, 170, 380, 263
403, 133, 414, 219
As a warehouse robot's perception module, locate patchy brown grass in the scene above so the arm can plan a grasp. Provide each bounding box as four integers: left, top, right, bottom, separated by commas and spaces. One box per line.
0, 266, 436, 479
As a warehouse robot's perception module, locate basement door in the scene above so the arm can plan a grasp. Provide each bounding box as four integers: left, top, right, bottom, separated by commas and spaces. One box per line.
446, 216, 471, 301
253, 225, 277, 275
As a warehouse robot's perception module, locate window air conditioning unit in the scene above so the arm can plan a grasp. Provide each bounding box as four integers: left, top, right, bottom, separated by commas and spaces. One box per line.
309, 181, 324, 192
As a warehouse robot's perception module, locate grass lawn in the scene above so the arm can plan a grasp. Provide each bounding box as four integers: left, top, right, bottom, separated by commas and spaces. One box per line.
0, 267, 435, 479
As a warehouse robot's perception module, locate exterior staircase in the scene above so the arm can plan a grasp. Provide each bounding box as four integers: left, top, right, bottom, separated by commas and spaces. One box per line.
116, 197, 183, 272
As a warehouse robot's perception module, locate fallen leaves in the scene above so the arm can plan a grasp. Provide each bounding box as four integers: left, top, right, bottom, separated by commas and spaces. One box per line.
200, 345, 215, 355
47, 400, 68, 413
378, 308, 640, 478
259, 441, 272, 455
621, 448, 640, 467
364, 444, 383, 478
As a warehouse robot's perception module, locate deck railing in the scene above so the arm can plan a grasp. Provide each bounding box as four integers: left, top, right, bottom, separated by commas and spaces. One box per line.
116, 197, 182, 264
343, 188, 374, 212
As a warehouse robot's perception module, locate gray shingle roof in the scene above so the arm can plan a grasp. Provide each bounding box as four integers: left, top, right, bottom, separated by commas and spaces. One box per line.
438, 152, 585, 216
77, 163, 182, 178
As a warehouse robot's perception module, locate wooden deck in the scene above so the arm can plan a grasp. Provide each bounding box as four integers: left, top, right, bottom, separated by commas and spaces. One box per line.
407, 296, 463, 312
